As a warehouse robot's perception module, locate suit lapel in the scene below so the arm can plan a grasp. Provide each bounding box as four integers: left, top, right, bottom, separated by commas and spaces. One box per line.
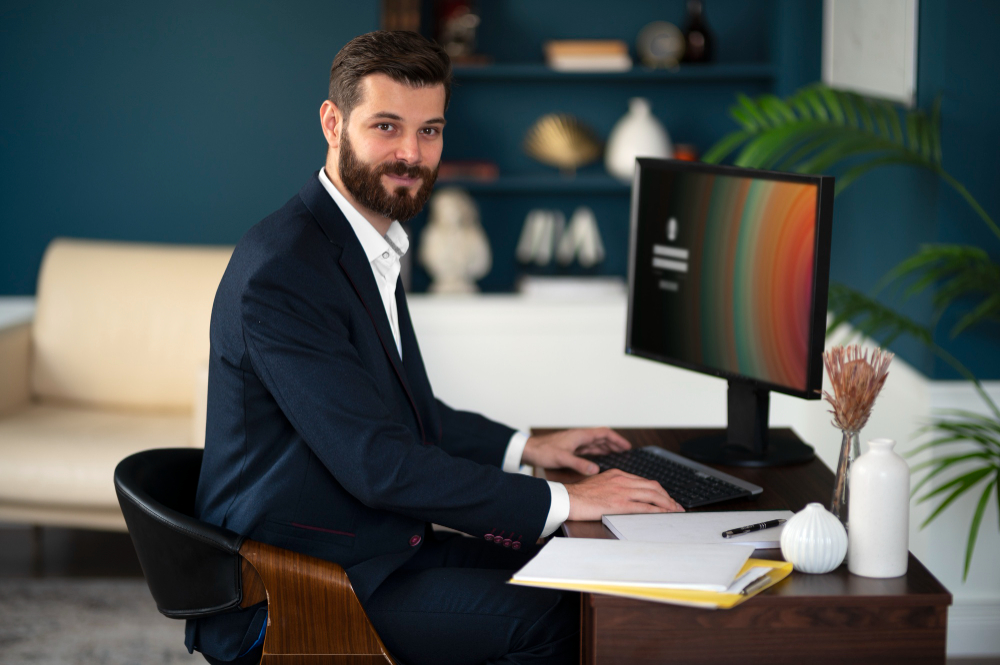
396, 284, 441, 445
298, 173, 426, 442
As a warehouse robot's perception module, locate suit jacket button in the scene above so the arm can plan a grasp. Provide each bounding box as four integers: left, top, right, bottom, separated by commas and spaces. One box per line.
409, 535, 422, 547
502, 538, 512, 547
484, 534, 494, 542
511, 541, 521, 550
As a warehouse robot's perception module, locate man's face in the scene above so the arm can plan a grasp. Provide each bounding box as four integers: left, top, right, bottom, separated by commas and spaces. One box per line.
331, 74, 446, 223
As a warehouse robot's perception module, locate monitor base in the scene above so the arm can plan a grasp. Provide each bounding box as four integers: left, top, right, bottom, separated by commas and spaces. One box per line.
680, 430, 815, 467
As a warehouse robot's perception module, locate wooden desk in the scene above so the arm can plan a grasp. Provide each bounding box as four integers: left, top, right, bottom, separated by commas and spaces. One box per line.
536, 428, 952, 665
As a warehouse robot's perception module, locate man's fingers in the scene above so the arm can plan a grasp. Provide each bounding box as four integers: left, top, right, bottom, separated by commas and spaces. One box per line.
622, 488, 684, 512
571, 428, 632, 454
562, 453, 600, 476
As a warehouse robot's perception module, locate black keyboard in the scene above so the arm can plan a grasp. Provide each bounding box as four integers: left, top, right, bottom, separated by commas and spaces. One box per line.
582, 448, 754, 509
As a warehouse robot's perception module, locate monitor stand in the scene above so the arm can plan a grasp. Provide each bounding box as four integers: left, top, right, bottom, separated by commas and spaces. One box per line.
679, 380, 815, 467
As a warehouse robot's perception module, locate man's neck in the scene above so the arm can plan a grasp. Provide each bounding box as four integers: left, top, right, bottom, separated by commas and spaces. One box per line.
323, 164, 393, 236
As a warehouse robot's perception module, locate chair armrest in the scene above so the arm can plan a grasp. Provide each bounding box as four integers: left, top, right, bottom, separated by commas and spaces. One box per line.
238, 539, 395, 664
0, 323, 31, 415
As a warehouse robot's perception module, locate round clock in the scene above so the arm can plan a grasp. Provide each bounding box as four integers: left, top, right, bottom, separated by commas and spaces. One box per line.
636, 21, 686, 68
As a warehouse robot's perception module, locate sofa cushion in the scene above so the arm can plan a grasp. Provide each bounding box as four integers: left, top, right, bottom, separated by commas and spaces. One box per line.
31, 239, 232, 410
0, 405, 192, 508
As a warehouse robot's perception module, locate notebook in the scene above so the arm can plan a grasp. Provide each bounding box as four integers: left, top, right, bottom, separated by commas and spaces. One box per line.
510, 538, 754, 593
602, 510, 794, 549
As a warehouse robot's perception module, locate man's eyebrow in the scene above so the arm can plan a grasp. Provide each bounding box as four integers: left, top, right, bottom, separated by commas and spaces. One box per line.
368, 112, 446, 126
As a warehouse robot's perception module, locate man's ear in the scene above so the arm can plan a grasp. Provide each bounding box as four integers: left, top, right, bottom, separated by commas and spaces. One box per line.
320, 100, 342, 149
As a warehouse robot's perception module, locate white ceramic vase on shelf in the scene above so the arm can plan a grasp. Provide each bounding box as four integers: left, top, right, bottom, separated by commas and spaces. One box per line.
848, 438, 910, 578
779, 502, 847, 574
605, 97, 672, 182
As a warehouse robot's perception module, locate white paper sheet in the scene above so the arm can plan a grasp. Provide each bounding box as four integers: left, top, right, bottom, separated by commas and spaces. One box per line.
602, 510, 794, 549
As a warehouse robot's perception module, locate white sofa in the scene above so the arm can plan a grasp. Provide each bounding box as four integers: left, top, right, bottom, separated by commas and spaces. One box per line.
0, 239, 232, 531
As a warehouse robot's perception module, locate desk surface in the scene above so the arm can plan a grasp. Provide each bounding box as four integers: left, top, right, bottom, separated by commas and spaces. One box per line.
536, 427, 952, 664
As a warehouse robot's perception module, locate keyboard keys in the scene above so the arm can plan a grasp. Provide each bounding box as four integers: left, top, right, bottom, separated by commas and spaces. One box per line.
582, 449, 752, 509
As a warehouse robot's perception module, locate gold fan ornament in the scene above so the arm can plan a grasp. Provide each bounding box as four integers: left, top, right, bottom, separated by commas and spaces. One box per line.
523, 113, 602, 177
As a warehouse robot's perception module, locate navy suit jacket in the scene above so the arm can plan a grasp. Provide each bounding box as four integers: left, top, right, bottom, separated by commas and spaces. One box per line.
186, 173, 552, 660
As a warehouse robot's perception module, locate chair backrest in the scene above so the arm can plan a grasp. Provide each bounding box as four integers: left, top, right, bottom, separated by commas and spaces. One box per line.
114, 448, 247, 619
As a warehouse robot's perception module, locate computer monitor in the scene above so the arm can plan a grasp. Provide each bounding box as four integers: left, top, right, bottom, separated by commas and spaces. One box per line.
627, 158, 834, 467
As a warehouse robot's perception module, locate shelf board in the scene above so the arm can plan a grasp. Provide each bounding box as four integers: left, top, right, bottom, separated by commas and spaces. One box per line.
452, 62, 774, 82
436, 175, 631, 194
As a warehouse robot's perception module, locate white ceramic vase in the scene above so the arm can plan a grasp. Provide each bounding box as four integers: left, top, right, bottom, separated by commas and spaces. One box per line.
779, 502, 848, 574
605, 97, 672, 182
848, 438, 910, 578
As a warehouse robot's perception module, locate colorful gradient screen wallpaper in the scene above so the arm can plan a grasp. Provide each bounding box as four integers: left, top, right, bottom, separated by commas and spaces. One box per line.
629, 167, 819, 394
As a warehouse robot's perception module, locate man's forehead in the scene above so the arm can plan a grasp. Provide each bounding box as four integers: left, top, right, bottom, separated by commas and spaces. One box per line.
355, 73, 446, 119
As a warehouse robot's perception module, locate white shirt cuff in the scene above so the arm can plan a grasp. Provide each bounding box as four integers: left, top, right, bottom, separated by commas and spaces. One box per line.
502, 431, 569, 537
502, 431, 530, 473
541, 481, 571, 537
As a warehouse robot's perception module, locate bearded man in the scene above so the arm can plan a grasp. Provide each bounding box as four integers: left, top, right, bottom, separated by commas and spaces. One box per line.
188, 31, 680, 665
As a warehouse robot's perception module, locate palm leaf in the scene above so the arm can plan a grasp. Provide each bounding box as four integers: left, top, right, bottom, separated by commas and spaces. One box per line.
838, 90, 860, 128
910, 451, 995, 498
733, 123, 836, 169
794, 135, 893, 174
834, 153, 931, 195
729, 106, 759, 132
818, 86, 846, 124
880, 100, 905, 144
918, 466, 993, 529
883, 245, 1000, 334
963, 478, 998, 579
848, 91, 875, 132
826, 284, 933, 346
736, 93, 770, 129
952, 294, 1000, 338
759, 94, 797, 125
702, 129, 752, 164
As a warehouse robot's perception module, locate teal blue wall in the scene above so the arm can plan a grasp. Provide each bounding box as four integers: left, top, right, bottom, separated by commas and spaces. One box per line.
1, 0, 997, 379
0, 1, 379, 293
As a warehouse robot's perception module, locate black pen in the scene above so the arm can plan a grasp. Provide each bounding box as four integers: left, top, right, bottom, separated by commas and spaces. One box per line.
721, 518, 787, 538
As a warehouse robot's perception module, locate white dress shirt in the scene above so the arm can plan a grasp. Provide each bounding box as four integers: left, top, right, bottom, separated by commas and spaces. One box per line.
317, 168, 570, 537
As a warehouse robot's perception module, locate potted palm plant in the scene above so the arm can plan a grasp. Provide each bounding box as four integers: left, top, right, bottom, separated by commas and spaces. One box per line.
704, 84, 1000, 580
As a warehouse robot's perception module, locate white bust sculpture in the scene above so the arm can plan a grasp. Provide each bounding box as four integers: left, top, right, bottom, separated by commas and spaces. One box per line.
418, 187, 491, 294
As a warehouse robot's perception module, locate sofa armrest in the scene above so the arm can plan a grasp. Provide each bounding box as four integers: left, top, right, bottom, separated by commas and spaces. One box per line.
0, 322, 31, 415
191, 361, 209, 448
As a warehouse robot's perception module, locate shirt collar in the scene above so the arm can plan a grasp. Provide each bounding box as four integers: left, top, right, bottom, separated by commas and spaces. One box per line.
318, 167, 408, 263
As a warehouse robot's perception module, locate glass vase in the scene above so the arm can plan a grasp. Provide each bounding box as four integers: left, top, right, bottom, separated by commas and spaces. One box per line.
830, 429, 860, 531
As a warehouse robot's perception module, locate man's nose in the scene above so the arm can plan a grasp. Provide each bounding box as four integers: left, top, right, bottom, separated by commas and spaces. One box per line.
394, 133, 421, 165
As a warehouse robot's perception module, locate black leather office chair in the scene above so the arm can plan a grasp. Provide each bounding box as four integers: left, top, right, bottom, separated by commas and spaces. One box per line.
114, 448, 396, 664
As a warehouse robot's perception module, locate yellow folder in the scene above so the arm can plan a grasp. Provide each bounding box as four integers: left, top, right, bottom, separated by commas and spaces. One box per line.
509, 558, 793, 609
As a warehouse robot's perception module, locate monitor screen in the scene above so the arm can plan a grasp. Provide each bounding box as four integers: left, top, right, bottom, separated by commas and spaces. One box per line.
627, 158, 833, 399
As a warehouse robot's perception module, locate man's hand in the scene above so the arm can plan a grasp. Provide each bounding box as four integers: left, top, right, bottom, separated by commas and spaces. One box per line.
565, 469, 684, 520
521, 427, 631, 476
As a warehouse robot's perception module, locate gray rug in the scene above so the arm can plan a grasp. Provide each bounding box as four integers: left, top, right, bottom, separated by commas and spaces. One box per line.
0, 579, 199, 664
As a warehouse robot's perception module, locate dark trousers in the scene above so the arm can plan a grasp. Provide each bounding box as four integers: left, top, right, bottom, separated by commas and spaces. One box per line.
363, 531, 579, 665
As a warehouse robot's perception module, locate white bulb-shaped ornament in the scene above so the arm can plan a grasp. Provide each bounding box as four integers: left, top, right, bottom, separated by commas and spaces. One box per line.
780, 502, 848, 574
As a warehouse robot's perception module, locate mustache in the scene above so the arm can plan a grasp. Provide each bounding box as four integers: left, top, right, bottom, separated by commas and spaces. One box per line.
377, 161, 434, 180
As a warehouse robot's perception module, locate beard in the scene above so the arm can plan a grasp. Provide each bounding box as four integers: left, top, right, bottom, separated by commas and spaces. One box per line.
338, 128, 438, 223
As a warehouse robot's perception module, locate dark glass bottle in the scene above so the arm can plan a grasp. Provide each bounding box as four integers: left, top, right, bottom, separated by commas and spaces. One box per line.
681, 0, 714, 63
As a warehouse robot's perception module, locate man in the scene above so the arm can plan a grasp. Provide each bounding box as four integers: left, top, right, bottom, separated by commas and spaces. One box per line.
189, 31, 681, 665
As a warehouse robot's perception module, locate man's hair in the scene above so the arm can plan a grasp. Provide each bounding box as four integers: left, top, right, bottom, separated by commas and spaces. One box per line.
329, 31, 452, 118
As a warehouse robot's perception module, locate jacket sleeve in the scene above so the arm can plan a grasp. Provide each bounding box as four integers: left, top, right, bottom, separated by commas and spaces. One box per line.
239, 254, 551, 543
434, 398, 516, 468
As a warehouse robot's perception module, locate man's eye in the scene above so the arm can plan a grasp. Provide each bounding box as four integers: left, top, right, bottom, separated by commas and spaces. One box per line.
421, 127, 440, 136
376, 123, 394, 131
